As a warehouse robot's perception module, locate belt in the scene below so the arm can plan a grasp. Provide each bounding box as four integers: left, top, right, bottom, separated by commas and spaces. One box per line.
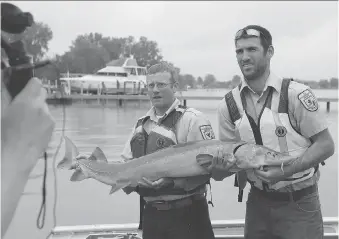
251, 184, 317, 202
147, 193, 205, 211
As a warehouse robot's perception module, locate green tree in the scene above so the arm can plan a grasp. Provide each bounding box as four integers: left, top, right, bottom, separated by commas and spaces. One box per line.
329, 77, 338, 89
131, 36, 163, 68
231, 75, 241, 88
183, 74, 196, 88
59, 33, 111, 74
3, 22, 53, 62
319, 79, 330, 89
197, 76, 203, 85
203, 74, 217, 87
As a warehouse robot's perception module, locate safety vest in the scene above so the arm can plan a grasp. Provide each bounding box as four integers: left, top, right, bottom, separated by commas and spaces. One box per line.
225, 78, 320, 196
130, 105, 208, 229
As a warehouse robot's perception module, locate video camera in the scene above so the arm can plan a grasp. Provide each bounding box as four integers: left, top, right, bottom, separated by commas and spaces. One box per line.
1, 2, 51, 99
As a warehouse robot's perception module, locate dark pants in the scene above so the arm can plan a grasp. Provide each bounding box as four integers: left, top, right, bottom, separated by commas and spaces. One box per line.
245, 185, 324, 239
142, 197, 215, 239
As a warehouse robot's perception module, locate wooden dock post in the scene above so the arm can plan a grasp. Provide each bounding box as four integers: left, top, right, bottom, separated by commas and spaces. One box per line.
327, 102, 330, 112
183, 99, 187, 107
97, 84, 100, 105
119, 98, 123, 107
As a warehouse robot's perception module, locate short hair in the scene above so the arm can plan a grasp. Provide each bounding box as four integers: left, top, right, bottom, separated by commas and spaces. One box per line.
147, 62, 179, 84
236, 25, 273, 53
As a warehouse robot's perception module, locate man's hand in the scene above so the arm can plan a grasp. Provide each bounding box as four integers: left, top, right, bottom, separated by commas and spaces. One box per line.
254, 166, 287, 184
122, 186, 136, 195
75, 153, 90, 160
138, 177, 174, 190
253, 153, 295, 184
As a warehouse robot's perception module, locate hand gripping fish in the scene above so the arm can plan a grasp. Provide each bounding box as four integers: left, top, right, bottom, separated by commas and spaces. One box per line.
57, 136, 297, 194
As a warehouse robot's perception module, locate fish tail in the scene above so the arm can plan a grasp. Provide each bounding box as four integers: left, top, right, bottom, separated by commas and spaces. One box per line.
57, 136, 78, 169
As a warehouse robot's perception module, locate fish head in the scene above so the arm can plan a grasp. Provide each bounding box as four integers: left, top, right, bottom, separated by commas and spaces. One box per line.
232, 143, 271, 169
234, 143, 293, 169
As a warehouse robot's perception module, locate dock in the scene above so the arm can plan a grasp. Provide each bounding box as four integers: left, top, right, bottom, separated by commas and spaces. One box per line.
46, 94, 338, 112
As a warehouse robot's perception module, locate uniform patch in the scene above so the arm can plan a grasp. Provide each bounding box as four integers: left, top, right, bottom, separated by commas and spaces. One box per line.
298, 89, 318, 112
156, 137, 166, 148
275, 126, 287, 137
199, 125, 215, 140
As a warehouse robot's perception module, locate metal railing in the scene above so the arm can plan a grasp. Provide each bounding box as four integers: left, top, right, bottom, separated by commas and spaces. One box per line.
49, 217, 338, 239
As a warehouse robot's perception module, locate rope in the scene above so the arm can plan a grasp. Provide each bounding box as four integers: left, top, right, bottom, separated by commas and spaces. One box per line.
36, 65, 67, 238
36, 152, 47, 229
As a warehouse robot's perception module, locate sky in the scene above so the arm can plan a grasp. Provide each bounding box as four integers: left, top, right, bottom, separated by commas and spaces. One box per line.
9, 1, 339, 82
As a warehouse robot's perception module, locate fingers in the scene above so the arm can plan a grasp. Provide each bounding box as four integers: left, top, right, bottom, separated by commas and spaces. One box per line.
207, 147, 219, 171
139, 177, 167, 189
75, 153, 89, 160
153, 178, 165, 187
140, 177, 154, 187
254, 170, 270, 183
218, 147, 224, 165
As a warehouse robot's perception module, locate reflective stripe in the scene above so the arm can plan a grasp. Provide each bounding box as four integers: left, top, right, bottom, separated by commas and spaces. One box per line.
272, 112, 289, 154
134, 125, 144, 134
151, 125, 177, 144
278, 78, 291, 113
225, 91, 241, 124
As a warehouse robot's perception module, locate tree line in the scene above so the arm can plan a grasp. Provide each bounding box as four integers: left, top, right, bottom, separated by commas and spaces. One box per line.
2, 21, 337, 90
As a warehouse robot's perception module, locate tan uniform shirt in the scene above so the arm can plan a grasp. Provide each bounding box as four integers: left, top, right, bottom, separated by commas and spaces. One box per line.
121, 98, 215, 201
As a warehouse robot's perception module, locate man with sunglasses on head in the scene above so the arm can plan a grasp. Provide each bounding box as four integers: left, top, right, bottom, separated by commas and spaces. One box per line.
209, 25, 334, 239
121, 62, 215, 239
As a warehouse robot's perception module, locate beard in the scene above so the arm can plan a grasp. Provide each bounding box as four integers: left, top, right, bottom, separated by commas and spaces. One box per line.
242, 63, 268, 81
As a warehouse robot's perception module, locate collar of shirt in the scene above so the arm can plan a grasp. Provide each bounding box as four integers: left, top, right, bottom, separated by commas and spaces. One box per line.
239, 72, 283, 95
145, 98, 181, 123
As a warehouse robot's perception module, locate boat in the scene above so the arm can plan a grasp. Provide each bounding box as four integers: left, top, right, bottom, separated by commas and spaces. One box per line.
59, 56, 148, 95
47, 217, 338, 239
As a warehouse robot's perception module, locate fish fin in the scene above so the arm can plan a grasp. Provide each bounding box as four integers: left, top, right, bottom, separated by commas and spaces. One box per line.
196, 154, 214, 169
57, 136, 79, 169
88, 147, 108, 163
70, 170, 88, 181
109, 182, 130, 195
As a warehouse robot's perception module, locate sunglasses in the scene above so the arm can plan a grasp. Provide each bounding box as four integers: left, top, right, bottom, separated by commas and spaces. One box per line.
235, 28, 269, 45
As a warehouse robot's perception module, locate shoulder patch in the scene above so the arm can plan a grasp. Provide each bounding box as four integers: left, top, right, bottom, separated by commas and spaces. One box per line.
199, 125, 215, 140
298, 89, 318, 112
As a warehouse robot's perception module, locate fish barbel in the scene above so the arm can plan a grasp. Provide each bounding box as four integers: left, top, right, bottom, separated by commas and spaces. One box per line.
57, 136, 297, 194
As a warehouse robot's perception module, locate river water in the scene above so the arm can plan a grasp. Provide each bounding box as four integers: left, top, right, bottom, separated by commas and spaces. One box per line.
5, 89, 338, 239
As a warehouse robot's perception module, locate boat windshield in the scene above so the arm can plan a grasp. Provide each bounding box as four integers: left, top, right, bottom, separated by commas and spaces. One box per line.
95, 72, 128, 77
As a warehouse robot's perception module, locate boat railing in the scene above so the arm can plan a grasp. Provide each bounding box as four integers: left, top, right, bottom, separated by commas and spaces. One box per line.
48, 217, 338, 239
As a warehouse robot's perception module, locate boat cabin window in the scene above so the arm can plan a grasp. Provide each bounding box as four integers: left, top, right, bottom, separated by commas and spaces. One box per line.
96, 72, 108, 76
137, 68, 147, 76
130, 68, 137, 76
117, 73, 128, 77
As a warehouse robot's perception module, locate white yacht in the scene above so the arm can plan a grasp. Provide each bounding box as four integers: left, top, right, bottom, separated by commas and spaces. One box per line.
59, 56, 147, 95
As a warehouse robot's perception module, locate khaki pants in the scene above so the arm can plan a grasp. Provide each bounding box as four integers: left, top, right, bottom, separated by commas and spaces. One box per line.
245, 185, 324, 239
